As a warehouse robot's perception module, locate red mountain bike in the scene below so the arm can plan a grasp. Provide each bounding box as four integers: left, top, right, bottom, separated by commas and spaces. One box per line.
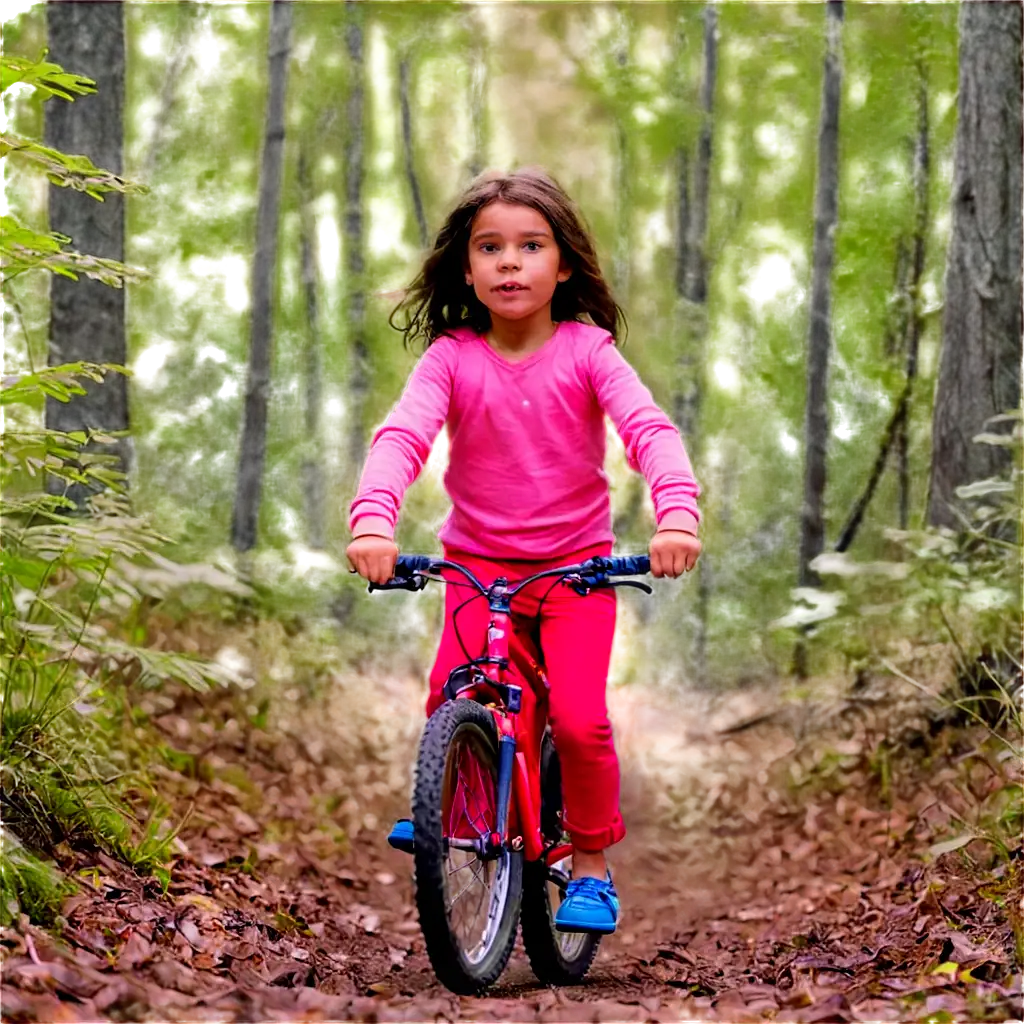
369, 553, 652, 994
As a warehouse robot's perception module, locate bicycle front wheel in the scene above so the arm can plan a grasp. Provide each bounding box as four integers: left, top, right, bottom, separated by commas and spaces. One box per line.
412, 699, 523, 994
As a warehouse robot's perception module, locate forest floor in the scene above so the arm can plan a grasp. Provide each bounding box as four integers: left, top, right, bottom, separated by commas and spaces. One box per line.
1, 649, 1021, 1023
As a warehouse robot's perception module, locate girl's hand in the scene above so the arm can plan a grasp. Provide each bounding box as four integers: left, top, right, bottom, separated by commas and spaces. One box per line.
649, 529, 701, 578
346, 535, 399, 585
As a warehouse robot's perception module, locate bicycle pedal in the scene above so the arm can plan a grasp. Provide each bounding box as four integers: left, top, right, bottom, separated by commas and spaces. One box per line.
387, 819, 415, 853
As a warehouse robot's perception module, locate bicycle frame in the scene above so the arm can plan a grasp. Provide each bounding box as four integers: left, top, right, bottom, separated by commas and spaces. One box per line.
372, 553, 651, 870
454, 573, 568, 868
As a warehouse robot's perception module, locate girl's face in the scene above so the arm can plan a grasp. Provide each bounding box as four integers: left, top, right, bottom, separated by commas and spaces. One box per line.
465, 201, 571, 326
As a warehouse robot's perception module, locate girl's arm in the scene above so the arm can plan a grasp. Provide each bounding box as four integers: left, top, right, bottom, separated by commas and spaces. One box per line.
349, 341, 454, 539
588, 336, 701, 536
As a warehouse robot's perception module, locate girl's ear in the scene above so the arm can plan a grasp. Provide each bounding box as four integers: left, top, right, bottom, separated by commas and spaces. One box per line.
557, 258, 572, 284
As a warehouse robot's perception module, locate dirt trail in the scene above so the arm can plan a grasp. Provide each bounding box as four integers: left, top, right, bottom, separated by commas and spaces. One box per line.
1, 676, 1020, 1022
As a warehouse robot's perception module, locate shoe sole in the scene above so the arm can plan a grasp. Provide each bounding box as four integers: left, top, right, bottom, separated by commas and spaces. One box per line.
554, 920, 617, 935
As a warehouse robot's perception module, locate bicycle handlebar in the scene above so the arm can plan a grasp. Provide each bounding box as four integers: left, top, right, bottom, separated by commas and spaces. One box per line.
367, 553, 651, 594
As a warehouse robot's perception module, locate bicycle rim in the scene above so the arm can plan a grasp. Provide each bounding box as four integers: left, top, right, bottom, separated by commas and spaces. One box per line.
441, 724, 509, 962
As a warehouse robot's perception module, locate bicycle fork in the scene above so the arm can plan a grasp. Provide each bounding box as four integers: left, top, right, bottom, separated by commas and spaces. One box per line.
481, 579, 520, 857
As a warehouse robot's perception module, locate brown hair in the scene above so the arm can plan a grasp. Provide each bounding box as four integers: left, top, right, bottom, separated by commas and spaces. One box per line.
390, 167, 625, 348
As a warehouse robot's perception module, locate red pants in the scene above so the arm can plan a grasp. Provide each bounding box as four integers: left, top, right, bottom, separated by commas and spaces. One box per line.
426, 544, 626, 852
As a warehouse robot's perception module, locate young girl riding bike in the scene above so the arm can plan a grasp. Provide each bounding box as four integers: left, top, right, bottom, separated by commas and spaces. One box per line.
346, 167, 701, 935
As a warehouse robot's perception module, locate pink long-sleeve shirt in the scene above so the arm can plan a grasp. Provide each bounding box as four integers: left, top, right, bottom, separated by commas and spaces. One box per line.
349, 320, 701, 560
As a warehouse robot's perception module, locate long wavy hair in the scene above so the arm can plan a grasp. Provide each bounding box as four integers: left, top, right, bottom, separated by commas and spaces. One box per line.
390, 167, 626, 349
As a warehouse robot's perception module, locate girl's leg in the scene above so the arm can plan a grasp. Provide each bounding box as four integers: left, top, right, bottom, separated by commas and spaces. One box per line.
532, 582, 624, 864
426, 550, 502, 716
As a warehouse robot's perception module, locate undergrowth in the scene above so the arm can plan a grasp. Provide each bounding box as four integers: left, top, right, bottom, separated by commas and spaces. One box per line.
773, 418, 1023, 965
0, 52, 242, 926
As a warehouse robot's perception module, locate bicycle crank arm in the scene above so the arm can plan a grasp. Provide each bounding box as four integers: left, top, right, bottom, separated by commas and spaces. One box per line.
547, 866, 571, 889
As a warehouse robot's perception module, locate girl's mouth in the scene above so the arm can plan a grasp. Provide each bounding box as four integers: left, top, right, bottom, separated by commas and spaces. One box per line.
497, 283, 525, 293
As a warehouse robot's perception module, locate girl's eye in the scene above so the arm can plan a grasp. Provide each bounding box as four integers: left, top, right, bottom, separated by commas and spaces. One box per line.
523, 241, 541, 252
480, 243, 499, 253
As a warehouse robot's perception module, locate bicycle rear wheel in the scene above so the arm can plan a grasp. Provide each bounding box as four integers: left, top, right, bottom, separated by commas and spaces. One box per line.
520, 731, 602, 984
412, 699, 523, 994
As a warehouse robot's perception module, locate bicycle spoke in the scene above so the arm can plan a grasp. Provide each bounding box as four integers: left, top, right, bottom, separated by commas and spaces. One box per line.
447, 869, 478, 909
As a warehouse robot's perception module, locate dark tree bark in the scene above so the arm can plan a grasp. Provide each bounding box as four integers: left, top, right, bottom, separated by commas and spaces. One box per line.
928, 1, 1023, 528
344, 0, 369, 480
673, 5, 717, 443
897, 71, 930, 530
836, 70, 929, 552
298, 145, 326, 550
141, 0, 198, 178
467, 7, 489, 179
611, 4, 633, 298
798, 0, 844, 590
671, 6, 717, 686
606, 22, 638, 536
399, 52, 428, 249
45, 1, 131, 505
716, 305, 757, 540
231, 0, 292, 552
795, 0, 843, 678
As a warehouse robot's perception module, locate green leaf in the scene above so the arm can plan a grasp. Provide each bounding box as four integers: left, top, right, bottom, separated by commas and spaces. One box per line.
0, 53, 96, 101
929, 834, 974, 857
955, 479, 1015, 499
0, 134, 149, 199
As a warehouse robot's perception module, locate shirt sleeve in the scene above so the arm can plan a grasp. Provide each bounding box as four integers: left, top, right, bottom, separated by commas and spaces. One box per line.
588, 335, 701, 534
348, 341, 454, 537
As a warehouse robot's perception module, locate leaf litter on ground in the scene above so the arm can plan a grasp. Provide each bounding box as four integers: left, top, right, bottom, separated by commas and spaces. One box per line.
1, 656, 1021, 1022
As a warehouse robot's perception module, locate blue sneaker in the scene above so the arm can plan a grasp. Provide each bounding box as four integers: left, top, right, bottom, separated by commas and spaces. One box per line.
387, 818, 415, 853
554, 875, 619, 934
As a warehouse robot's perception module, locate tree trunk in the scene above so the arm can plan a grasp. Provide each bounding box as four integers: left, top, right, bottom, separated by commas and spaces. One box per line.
606, 16, 638, 536
344, 0, 369, 480
231, 0, 292, 552
720, 305, 753, 540
45, 0, 131, 506
298, 145, 326, 550
467, 7, 489, 179
611, 4, 633, 298
795, 0, 843, 679
897, 58, 929, 532
836, 70, 929, 551
141, 4, 201, 180
673, 5, 717, 442
672, 5, 717, 686
798, 0, 844, 591
399, 52, 428, 249
928, 1, 1023, 528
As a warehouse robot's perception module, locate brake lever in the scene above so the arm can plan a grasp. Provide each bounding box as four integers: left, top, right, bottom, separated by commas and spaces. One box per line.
563, 575, 652, 596
562, 572, 599, 596
610, 580, 653, 595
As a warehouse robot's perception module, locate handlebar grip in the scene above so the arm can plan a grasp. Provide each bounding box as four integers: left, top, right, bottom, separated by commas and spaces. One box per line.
395, 554, 434, 577
606, 554, 650, 576
365, 554, 435, 593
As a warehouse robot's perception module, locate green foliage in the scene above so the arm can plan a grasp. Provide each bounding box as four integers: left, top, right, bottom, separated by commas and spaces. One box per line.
0, 51, 95, 100
775, 414, 1022, 676
0, 829, 73, 927
0, 51, 249, 925
772, 417, 1022, 948
3, 3, 965, 687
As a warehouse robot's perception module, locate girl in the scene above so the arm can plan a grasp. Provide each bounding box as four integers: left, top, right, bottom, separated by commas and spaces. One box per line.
346, 168, 701, 934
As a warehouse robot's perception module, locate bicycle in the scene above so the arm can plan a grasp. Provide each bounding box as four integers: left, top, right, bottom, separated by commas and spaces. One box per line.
368, 552, 653, 994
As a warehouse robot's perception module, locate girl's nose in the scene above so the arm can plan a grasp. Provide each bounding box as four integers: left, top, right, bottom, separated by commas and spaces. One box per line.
498, 247, 520, 271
